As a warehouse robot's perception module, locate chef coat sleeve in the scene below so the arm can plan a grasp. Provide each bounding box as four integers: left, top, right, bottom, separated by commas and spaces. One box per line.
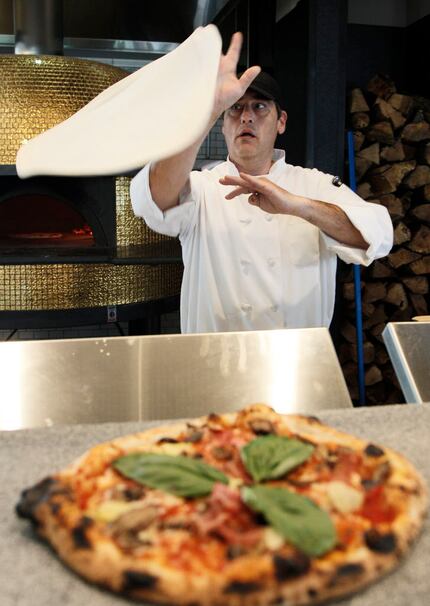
316, 174, 393, 266
130, 163, 201, 238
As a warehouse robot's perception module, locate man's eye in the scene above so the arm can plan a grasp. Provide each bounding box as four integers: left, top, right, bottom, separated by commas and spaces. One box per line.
255, 103, 267, 110
230, 104, 242, 112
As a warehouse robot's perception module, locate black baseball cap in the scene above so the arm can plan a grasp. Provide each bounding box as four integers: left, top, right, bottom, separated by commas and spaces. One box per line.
244, 71, 285, 108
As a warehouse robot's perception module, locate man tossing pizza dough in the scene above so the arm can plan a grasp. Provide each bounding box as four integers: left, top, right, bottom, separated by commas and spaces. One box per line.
130, 32, 393, 333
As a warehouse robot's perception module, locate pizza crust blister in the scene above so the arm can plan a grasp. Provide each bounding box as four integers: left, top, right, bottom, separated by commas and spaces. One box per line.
16, 404, 428, 606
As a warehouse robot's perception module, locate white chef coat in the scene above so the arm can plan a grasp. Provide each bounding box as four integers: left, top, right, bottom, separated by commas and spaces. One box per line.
130, 150, 393, 333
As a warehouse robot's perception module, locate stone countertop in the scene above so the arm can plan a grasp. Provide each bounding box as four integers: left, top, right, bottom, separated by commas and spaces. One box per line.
1, 404, 429, 606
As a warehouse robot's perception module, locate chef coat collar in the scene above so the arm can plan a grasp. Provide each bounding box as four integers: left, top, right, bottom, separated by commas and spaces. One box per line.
225, 149, 286, 178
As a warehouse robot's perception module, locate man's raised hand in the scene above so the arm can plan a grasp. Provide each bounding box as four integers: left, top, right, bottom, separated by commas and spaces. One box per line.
212, 32, 260, 118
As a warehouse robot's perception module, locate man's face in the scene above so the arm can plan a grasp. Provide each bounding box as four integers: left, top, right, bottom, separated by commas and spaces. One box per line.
222, 91, 287, 167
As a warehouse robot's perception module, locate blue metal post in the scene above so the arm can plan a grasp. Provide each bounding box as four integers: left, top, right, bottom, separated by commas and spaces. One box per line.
347, 131, 366, 405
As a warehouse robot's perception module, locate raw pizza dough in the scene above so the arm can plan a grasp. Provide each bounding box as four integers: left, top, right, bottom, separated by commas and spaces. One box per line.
16, 25, 221, 178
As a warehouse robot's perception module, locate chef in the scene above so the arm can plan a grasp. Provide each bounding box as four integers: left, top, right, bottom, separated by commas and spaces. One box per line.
130, 32, 393, 333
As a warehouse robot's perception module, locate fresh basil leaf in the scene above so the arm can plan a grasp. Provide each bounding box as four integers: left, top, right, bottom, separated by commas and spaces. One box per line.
112, 453, 228, 498
241, 435, 314, 482
242, 485, 336, 557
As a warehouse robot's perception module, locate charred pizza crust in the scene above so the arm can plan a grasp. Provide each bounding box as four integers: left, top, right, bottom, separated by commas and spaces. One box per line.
16, 404, 428, 606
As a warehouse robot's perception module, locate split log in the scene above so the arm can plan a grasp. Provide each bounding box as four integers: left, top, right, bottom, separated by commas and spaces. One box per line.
409, 225, 430, 254
370, 321, 386, 343
365, 365, 382, 386
354, 158, 372, 181
356, 182, 373, 199
353, 131, 365, 151
393, 222, 411, 245
401, 121, 430, 143
368, 161, 416, 195
349, 88, 370, 112
380, 141, 405, 162
363, 282, 387, 303
366, 121, 395, 145
341, 320, 357, 344
388, 249, 421, 268
385, 282, 408, 309
352, 112, 370, 130
370, 260, 395, 278
403, 165, 430, 189
375, 348, 389, 365
402, 276, 428, 294
357, 142, 380, 165
410, 255, 430, 274
362, 304, 386, 328
388, 93, 414, 116
411, 203, 430, 222
423, 184, 430, 201
410, 294, 429, 316
361, 302, 376, 317
367, 74, 396, 99
351, 341, 375, 364
374, 98, 406, 129
419, 142, 430, 164
378, 194, 405, 220
370, 323, 386, 340
342, 282, 357, 301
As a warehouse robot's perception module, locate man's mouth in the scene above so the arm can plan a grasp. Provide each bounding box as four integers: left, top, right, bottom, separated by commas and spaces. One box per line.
237, 131, 257, 139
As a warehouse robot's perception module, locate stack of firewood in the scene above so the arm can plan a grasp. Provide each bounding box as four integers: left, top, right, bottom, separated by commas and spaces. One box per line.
339, 74, 430, 404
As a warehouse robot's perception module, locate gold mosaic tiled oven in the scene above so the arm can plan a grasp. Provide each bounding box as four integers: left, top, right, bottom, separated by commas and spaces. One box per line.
0, 55, 182, 322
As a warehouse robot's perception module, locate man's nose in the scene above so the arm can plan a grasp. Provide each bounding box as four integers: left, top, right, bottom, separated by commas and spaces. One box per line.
240, 105, 255, 122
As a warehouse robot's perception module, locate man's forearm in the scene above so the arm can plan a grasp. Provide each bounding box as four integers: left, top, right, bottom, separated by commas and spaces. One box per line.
149, 110, 221, 211
294, 198, 368, 250
149, 32, 260, 213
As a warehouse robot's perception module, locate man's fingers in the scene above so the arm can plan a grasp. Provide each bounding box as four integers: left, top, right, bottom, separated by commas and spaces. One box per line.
225, 187, 249, 199
225, 32, 243, 65
238, 66, 261, 92
220, 176, 248, 188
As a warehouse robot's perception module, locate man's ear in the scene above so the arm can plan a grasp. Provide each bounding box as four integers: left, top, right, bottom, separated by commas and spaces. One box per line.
277, 110, 287, 135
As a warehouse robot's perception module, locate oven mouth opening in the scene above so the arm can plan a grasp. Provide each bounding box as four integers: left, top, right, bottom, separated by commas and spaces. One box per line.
0, 193, 95, 248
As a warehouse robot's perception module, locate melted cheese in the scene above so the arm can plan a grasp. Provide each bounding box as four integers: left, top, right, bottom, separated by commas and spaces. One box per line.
88, 499, 142, 522
151, 442, 195, 456
326, 481, 364, 514
263, 527, 285, 550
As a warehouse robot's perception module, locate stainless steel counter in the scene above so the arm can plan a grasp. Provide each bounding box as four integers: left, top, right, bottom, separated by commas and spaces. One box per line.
382, 322, 430, 403
0, 328, 351, 430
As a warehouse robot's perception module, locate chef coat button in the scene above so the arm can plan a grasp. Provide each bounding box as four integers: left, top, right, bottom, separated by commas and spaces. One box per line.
332, 176, 343, 187
240, 218, 252, 225
267, 257, 276, 268
240, 259, 250, 274
265, 214, 273, 222
241, 303, 252, 313
271, 304, 279, 312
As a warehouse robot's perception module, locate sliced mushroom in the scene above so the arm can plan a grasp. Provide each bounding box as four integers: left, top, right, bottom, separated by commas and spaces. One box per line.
211, 445, 233, 460
184, 430, 204, 443
110, 506, 158, 534
110, 506, 158, 549
248, 418, 276, 435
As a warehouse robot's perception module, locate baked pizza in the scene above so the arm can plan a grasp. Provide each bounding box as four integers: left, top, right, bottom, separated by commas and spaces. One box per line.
16, 404, 427, 605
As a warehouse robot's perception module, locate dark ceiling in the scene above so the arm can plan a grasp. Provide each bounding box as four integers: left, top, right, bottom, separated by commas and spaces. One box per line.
0, 0, 229, 42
